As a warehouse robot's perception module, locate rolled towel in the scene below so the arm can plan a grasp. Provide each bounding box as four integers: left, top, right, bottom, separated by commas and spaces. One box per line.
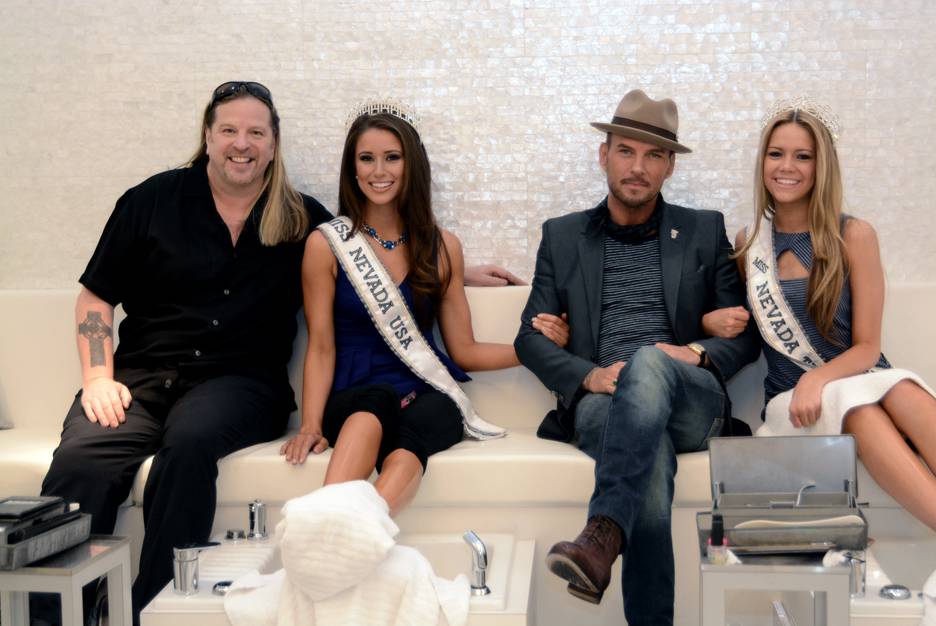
279, 480, 397, 601
735, 515, 865, 531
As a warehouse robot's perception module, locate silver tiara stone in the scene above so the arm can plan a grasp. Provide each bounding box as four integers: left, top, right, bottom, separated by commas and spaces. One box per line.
346, 97, 420, 132
761, 96, 842, 142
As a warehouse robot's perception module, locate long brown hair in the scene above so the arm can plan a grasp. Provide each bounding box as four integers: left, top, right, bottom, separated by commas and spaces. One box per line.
737, 110, 847, 341
188, 88, 308, 246
338, 113, 451, 326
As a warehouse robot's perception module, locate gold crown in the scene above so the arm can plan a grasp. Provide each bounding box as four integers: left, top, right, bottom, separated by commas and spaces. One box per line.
761, 96, 842, 142
346, 97, 420, 132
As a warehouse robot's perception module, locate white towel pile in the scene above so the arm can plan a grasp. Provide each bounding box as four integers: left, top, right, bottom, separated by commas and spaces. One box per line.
224, 481, 469, 626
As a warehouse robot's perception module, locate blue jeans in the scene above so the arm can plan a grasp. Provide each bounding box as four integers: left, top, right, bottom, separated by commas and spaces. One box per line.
574, 346, 725, 626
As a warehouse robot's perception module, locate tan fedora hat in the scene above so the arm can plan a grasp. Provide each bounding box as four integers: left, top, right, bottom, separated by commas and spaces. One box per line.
591, 89, 691, 154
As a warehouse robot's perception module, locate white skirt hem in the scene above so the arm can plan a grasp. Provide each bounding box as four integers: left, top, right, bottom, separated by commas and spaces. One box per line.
756, 368, 936, 437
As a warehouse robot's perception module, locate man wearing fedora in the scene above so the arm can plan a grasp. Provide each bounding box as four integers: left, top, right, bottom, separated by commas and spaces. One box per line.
515, 89, 759, 624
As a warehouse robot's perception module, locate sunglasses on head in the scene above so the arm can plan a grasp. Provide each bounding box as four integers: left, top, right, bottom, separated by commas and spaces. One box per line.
210, 81, 273, 107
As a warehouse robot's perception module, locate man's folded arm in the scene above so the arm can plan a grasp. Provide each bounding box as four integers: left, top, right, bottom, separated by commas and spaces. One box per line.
514, 224, 594, 407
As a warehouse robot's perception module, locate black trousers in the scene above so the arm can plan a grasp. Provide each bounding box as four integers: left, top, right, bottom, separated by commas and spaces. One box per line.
40, 369, 289, 619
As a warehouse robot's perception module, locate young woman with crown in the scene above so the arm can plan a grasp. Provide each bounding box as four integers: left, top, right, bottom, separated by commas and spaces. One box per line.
278, 99, 567, 515
702, 97, 936, 530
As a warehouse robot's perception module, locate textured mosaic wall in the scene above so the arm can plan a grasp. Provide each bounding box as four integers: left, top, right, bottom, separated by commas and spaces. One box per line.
2, 0, 934, 288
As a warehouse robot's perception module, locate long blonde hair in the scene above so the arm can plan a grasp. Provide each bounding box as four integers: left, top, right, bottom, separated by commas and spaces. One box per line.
188, 90, 308, 246
737, 110, 847, 341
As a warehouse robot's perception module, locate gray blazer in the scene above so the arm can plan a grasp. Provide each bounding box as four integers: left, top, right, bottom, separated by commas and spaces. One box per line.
514, 196, 760, 441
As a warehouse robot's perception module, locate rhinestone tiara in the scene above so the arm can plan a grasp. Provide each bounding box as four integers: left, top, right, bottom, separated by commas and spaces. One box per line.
345, 97, 420, 132
761, 96, 842, 142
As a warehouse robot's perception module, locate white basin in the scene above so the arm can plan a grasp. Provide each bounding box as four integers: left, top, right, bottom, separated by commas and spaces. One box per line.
850, 539, 935, 625
141, 532, 534, 626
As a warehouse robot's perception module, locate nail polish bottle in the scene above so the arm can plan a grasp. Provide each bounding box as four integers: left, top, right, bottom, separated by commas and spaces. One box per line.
707, 513, 729, 565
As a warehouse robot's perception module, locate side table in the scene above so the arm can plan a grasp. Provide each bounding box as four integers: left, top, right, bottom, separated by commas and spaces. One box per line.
0, 535, 132, 626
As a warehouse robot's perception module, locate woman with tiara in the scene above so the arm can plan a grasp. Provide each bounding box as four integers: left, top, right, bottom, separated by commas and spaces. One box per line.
702, 97, 936, 530
279, 99, 567, 515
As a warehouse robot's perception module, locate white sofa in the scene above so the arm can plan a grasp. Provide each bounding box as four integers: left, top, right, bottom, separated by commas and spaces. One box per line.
1, 285, 934, 626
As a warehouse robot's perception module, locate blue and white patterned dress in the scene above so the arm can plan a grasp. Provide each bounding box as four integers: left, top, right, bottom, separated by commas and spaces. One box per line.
754, 224, 935, 437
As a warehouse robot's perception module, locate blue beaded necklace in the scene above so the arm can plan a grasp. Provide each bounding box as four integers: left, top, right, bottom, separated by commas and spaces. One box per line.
363, 224, 408, 250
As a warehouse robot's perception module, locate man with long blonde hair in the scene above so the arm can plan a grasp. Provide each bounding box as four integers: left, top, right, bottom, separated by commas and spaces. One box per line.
38, 81, 332, 623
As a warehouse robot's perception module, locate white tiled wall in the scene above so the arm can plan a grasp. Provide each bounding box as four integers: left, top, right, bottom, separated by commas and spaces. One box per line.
2, 0, 934, 287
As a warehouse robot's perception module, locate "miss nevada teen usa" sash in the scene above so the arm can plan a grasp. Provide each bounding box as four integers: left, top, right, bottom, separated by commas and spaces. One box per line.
746, 215, 936, 437
746, 215, 825, 372
319, 216, 506, 440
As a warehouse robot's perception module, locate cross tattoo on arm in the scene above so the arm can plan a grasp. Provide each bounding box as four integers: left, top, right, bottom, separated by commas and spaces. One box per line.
78, 311, 112, 368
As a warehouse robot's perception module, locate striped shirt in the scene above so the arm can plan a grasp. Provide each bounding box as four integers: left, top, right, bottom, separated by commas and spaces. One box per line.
596, 235, 675, 367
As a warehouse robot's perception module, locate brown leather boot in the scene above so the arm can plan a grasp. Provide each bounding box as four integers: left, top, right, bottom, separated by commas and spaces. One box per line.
545, 514, 622, 604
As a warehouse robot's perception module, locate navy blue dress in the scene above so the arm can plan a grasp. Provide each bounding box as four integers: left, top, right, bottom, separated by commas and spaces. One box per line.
321, 263, 469, 470
331, 264, 469, 395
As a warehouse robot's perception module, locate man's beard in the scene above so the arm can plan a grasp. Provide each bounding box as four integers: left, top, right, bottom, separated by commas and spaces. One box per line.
609, 181, 657, 212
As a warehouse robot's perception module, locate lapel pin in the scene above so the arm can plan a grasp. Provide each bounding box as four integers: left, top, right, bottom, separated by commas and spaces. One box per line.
671, 228, 679, 240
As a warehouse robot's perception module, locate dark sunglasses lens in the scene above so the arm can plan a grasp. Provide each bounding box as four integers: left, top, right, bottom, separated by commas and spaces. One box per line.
212, 81, 240, 100
211, 81, 272, 106
244, 82, 272, 102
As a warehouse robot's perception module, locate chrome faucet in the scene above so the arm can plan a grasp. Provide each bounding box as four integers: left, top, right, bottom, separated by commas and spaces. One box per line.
248, 500, 268, 540
842, 551, 866, 598
463, 530, 491, 596
172, 542, 219, 595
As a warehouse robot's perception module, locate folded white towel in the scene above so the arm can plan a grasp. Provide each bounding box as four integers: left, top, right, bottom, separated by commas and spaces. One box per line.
224, 480, 470, 626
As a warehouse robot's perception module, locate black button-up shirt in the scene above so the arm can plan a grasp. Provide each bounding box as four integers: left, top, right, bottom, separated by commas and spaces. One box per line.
80, 157, 331, 408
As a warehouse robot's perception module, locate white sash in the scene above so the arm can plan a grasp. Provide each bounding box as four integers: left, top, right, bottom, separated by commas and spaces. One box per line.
318, 216, 505, 440
745, 215, 824, 372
